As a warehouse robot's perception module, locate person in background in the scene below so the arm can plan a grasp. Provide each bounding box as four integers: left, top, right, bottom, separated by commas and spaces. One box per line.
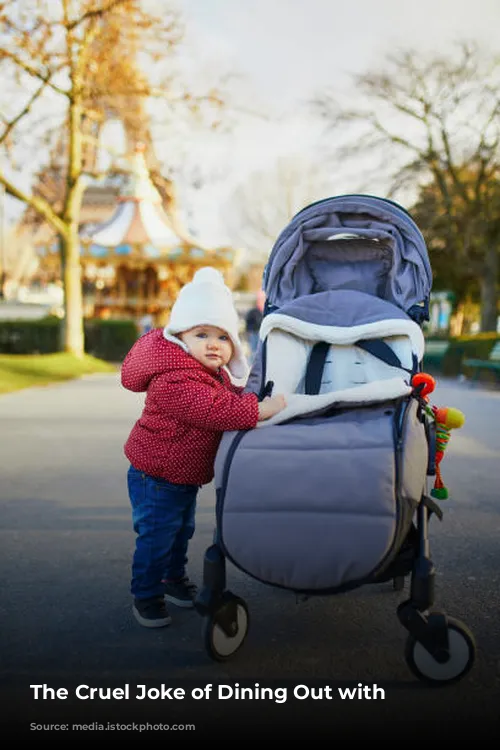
139, 313, 154, 336
245, 289, 265, 358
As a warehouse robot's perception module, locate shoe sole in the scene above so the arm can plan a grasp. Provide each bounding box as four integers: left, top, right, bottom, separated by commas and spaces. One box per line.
164, 595, 195, 608
132, 605, 172, 628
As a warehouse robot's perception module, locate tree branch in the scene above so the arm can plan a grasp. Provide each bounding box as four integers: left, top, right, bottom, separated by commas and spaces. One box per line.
67, 0, 131, 31
365, 115, 422, 155
0, 51, 69, 97
0, 173, 68, 237
473, 100, 500, 201
439, 123, 469, 204
0, 81, 48, 145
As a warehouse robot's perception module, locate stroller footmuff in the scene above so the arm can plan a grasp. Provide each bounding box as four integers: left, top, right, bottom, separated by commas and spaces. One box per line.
217, 289, 428, 593
195, 195, 476, 685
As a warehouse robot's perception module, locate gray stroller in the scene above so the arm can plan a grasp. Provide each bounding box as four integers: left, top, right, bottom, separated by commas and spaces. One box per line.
194, 194, 476, 686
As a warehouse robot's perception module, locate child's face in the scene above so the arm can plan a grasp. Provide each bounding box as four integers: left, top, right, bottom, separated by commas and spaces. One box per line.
180, 325, 233, 372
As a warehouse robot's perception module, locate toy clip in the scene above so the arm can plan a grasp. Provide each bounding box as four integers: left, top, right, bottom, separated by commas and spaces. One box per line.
411, 373, 436, 400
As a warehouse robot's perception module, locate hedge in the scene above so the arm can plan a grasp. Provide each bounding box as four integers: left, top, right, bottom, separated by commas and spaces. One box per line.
424, 333, 500, 377
0, 317, 139, 362
84, 319, 140, 361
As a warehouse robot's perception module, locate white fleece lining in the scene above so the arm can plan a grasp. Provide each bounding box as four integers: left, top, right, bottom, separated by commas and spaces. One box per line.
257, 316, 421, 428
258, 378, 412, 427
260, 314, 425, 360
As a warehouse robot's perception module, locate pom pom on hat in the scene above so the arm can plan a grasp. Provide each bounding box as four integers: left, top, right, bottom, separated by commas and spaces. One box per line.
190, 267, 225, 285
164, 266, 249, 382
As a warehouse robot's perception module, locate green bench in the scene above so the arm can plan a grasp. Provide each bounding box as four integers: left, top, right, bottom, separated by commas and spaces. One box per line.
423, 339, 450, 371
463, 341, 500, 383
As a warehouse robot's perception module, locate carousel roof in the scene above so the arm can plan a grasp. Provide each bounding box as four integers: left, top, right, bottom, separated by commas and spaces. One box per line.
81, 143, 180, 251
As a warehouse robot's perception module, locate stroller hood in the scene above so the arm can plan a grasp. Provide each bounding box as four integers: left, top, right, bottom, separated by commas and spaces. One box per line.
262, 194, 432, 320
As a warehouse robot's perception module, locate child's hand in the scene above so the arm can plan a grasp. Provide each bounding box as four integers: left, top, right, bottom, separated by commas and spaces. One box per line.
258, 394, 287, 421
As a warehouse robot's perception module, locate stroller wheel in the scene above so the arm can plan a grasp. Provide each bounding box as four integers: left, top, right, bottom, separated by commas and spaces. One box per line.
405, 615, 476, 685
202, 593, 249, 662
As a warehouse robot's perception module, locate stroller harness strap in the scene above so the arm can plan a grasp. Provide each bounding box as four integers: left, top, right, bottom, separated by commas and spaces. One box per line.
305, 339, 411, 395
357, 339, 404, 370
305, 342, 331, 395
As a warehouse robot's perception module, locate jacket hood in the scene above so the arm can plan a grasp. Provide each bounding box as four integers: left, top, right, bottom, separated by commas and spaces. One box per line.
121, 329, 205, 392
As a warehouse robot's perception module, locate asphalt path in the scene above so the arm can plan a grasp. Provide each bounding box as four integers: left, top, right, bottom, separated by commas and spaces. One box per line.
1, 372, 499, 737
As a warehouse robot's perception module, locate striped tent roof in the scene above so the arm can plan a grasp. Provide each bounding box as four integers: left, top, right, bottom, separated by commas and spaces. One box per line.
81, 144, 180, 251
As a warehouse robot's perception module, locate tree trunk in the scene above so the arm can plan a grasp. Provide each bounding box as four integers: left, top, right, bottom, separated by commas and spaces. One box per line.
61, 230, 85, 357
61, 86, 86, 357
479, 244, 498, 332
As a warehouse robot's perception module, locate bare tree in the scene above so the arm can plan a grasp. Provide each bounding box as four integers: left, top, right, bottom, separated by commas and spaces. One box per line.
0, 0, 228, 354
312, 41, 500, 331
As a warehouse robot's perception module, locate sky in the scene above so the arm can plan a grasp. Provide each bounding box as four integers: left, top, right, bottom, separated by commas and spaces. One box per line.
182, 0, 499, 110
172, 0, 500, 244
3, 0, 500, 250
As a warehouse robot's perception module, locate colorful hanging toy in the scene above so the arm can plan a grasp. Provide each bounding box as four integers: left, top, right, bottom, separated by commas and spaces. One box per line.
427, 405, 465, 499
411, 373, 465, 500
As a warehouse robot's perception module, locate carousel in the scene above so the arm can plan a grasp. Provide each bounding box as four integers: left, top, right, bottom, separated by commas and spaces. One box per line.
79, 144, 234, 324
29, 143, 234, 324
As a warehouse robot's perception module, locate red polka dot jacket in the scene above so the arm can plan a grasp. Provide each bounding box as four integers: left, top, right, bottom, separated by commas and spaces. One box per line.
121, 329, 260, 485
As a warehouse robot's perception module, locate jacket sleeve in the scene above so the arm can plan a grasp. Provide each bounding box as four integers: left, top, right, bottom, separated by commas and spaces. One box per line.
153, 374, 259, 431
121, 338, 145, 392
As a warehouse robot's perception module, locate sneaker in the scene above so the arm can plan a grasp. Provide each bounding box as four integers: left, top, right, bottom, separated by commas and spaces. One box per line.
163, 577, 198, 608
132, 596, 172, 628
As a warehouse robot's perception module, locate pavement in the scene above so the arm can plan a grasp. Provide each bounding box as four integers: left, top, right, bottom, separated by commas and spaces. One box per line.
1, 373, 499, 737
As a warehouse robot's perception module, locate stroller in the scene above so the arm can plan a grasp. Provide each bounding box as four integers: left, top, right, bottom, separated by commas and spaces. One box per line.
194, 194, 476, 686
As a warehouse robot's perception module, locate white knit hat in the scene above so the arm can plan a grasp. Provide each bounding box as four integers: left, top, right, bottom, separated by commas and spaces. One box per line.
164, 266, 249, 382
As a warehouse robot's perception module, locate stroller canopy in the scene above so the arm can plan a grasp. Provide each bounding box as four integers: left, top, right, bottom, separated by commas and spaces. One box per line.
262, 195, 432, 320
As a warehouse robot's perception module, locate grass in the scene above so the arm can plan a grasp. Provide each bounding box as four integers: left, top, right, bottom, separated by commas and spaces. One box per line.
0, 352, 118, 394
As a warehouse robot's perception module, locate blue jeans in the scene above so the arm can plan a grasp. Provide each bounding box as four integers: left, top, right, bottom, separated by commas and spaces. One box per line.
127, 465, 199, 600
